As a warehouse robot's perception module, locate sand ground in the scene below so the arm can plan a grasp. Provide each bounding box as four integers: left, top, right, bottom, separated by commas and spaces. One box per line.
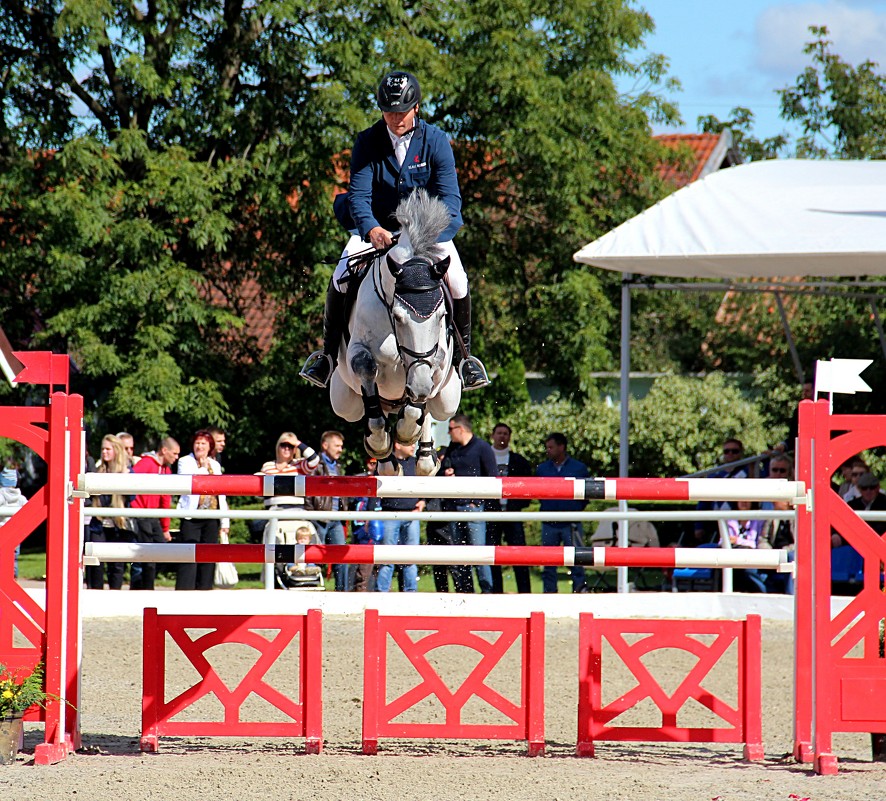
0, 616, 883, 801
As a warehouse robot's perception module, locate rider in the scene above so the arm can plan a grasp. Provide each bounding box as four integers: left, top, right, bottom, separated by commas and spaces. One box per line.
300, 70, 490, 391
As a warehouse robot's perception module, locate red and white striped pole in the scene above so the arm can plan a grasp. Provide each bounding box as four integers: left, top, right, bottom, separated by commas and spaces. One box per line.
77, 474, 807, 504
84, 542, 791, 571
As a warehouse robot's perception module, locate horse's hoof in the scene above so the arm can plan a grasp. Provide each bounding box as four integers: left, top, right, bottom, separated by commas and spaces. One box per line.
415, 448, 440, 476
364, 437, 392, 460
377, 457, 403, 477
416, 459, 440, 477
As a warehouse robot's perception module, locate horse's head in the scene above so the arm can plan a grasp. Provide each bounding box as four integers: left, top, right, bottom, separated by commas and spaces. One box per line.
386, 251, 450, 402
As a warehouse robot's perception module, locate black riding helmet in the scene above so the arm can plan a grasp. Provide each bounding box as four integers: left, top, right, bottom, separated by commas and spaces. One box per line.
377, 71, 421, 112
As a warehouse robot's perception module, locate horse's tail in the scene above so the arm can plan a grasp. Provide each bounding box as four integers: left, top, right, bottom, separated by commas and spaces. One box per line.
395, 189, 450, 261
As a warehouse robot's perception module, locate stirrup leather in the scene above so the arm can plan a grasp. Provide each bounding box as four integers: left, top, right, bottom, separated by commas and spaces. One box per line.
299, 351, 334, 388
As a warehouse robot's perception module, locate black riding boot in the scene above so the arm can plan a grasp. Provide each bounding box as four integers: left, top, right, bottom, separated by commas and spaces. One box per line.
300, 281, 348, 388
452, 293, 491, 391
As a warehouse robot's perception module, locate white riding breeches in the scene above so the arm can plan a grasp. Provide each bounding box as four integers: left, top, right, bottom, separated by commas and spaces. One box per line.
332, 234, 468, 299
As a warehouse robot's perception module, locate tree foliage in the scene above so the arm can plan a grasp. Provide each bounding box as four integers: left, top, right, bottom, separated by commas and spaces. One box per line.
0, 0, 681, 469
779, 25, 886, 159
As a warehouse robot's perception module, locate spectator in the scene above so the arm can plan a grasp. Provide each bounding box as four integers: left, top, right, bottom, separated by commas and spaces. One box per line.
129, 437, 180, 590
847, 473, 886, 536
208, 426, 227, 466
175, 430, 228, 591
116, 432, 140, 467
694, 437, 748, 543
278, 525, 324, 589
375, 442, 425, 593
257, 431, 320, 537
351, 456, 382, 592
536, 433, 589, 594
762, 492, 795, 594
443, 414, 496, 593
487, 422, 532, 594
86, 435, 131, 590
424, 446, 455, 592
725, 500, 767, 593
257, 432, 321, 584
841, 458, 870, 503
0, 467, 27, 579
304, 431, 350, 591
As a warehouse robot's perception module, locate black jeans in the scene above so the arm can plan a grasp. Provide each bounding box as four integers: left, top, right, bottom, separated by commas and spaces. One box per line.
487, 521, 531, 593
175, 518, 220, 590
84, 525, 127, 589
132, 518, 165, 590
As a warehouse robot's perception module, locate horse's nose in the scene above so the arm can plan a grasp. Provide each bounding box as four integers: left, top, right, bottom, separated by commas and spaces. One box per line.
406, 363, 433, 403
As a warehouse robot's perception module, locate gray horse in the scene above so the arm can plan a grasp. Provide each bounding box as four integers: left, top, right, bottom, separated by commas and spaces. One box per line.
329, 190, 461, 476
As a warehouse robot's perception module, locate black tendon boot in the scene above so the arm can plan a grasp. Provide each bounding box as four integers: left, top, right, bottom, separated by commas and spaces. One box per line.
300, 281, 348, 388
452, 293, 491, 391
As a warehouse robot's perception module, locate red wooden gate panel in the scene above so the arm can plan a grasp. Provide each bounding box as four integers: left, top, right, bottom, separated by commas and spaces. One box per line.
577, 614, 762, 760
141, 608, 322, 753
362, 610, 545, 755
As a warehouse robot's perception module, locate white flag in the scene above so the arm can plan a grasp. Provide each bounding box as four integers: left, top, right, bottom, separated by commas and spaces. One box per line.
815, 359, 872, 395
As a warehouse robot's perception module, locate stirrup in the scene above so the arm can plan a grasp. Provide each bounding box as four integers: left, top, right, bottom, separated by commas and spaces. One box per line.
299, 351, 334, 388
458, 356, 491, 391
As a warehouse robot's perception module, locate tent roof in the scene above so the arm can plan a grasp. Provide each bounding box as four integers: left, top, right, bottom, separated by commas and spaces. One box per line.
574, 159, 886, 279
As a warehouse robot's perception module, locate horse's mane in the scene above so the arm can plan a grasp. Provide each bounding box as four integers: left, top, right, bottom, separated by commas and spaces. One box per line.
394, 189, 450, 262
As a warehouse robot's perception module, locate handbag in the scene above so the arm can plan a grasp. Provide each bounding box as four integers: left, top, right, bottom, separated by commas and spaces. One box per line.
214, 528, 239, 588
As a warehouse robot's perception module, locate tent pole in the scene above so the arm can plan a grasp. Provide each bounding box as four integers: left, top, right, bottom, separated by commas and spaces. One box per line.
617, 276, 631, 593
774, 292, 805, 384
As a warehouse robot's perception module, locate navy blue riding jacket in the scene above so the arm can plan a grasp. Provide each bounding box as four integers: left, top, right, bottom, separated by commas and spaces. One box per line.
345, 118, 463, 242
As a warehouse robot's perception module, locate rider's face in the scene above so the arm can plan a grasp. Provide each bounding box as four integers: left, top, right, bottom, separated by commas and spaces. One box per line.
383, 107, 417, 137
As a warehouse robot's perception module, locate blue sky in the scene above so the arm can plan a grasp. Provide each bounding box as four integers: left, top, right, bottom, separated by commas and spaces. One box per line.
630, 0, 886, 144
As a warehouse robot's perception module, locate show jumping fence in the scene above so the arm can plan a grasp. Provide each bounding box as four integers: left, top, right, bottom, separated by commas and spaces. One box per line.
0, 385, 883, 773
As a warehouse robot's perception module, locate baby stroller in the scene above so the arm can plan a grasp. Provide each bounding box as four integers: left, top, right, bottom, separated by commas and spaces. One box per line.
272, 520, 325, 590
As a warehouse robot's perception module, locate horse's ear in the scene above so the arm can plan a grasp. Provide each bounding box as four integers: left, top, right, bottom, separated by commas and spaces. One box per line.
386, 253, 404, 278
430, 255, 451, 279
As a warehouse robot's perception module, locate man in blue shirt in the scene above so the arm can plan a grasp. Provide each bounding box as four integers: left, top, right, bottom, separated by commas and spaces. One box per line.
300, 70, 489, 392
536, 433, 589, 593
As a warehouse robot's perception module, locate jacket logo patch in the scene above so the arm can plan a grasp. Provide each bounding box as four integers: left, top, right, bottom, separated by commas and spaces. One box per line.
407, 161, 427, 170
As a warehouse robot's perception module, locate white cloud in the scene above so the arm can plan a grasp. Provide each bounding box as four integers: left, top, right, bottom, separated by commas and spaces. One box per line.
755, 1, 886, 78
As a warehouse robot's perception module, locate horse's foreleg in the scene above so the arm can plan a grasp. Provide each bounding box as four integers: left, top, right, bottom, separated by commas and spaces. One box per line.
350, 346, 392, 461
415, 414, 440, 477
360, 386, 392, 460
394, 402, 424, 446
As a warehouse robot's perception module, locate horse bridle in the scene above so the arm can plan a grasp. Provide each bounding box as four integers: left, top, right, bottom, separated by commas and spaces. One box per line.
371, 254, 443, 394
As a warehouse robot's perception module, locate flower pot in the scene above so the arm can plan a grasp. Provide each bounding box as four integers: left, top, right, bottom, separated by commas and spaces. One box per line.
0, 713, 24, 765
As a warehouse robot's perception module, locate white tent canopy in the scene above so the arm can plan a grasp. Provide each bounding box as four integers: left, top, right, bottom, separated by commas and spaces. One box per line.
574, 159, 886, 279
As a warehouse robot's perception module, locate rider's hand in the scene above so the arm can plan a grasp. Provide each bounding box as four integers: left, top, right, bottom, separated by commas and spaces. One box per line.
368, 227, 394, 250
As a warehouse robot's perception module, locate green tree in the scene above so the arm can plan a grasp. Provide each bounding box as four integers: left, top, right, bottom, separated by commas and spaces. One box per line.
779, 25, 886, 159
0, 1, 680, 467
697, 106, 788, 162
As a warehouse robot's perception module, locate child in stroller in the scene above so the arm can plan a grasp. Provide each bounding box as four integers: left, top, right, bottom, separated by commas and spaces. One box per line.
276, 525, 325, 590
